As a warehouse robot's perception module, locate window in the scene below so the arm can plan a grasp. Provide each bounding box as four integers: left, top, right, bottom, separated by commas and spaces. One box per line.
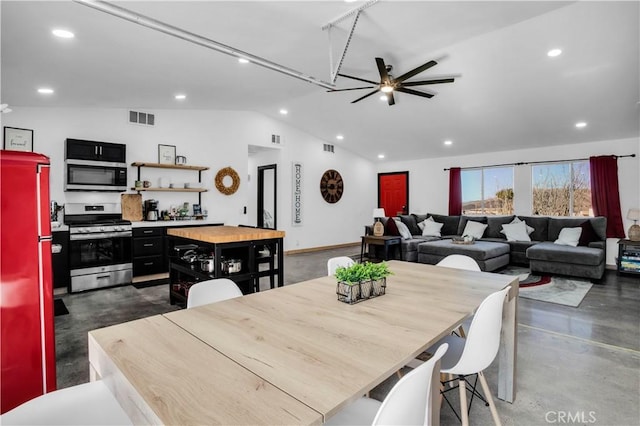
532, 161, 591, 216
461, 166, 514, 215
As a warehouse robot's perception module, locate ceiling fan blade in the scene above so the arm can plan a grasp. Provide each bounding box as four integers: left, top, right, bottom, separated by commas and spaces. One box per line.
387, 92, 395, 106
396, 87, 434, 99
395, 60, 438, 83
337, 73, 379, 85
351, 89, 380, 104
327, 86, 375, 92
401, 78, 455, 87
375, 57, 390, 84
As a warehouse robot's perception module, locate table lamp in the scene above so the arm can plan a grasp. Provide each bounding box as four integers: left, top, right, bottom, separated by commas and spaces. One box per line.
372, 208, 386, 236
628, 208, 640, 241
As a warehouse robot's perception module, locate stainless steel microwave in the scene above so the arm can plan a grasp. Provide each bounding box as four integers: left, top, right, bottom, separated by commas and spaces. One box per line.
65, 159, 127, 191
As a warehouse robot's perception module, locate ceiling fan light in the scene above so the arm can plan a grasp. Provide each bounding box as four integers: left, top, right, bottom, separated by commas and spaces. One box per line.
380, 85, 393, 93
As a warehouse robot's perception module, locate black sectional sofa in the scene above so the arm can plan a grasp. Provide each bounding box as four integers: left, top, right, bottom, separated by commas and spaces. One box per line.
369, 213, 607, 280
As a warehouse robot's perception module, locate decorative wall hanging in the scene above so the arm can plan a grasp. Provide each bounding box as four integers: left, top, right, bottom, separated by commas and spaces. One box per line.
320, 169, 344, 204
215, 167, 240, 195
158, 144, 176, 164
292, 162, 303, 226
4, 127, 33, 152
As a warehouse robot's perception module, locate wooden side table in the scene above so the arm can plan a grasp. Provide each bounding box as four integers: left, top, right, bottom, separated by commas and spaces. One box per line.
361, 235, 402, 262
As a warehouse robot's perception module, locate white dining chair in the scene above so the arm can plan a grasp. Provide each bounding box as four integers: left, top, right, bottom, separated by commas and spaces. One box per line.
437, 254, 481, 338
427, 287, 509, 426
437, 254, 481, 272
325, 343, 449, 426
187, 278, 243, 309
0, 380, 132, 425
327, 256, 355, 276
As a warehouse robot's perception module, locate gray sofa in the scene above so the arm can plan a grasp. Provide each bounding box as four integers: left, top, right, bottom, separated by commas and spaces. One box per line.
369, 214, 607, 280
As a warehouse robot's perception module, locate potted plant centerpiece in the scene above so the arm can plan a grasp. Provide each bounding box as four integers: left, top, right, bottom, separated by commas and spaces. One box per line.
335, 261, 392, 304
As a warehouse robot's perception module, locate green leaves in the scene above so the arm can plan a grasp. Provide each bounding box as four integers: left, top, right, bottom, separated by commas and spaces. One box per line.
335, 261, 392, 285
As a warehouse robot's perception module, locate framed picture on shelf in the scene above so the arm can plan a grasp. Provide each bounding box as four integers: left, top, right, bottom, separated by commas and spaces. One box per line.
158, 144, 176, 164
3, 127, 34, 152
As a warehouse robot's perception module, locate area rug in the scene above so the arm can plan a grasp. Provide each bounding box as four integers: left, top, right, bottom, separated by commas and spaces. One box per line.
499, 266, 593, 308
54, 298, 69, 316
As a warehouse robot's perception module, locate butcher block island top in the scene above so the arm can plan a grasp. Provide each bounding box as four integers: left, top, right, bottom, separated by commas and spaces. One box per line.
166, 225, 285, 243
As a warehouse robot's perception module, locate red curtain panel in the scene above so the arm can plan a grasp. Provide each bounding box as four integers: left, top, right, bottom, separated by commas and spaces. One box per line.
589, 155, 625, 238
448, 167, 462, 215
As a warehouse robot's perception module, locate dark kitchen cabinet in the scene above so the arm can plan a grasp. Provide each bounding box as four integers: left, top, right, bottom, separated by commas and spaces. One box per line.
66, 139, 126, 163
52, 230, 69, 289
132, 227, 166, 277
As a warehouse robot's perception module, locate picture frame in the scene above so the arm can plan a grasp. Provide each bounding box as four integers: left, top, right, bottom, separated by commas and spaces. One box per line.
3, 127, 34, 152
158, 144, 176, 164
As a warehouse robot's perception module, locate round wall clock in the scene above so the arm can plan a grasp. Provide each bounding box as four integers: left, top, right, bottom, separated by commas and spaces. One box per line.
320, 169, 344, 204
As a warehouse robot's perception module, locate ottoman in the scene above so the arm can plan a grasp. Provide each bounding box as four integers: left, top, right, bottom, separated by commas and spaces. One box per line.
417, 240, 510, 272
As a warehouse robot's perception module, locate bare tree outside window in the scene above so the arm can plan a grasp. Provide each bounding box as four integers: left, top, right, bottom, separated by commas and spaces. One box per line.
462, 166, 514, 215
532, 161, 592, 216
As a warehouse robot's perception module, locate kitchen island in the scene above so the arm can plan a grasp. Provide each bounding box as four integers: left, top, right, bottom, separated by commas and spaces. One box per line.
166, 226, 285, 305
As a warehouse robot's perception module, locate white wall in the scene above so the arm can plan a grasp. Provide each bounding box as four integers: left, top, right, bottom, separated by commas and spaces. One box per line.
378, 138, 640, 266
3, 107, 377, 251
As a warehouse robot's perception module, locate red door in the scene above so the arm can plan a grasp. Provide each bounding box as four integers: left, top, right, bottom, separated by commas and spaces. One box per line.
378, 172, 409, 217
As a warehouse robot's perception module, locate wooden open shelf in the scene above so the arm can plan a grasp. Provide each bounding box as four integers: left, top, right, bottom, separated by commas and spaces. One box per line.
131, 162, 209, 172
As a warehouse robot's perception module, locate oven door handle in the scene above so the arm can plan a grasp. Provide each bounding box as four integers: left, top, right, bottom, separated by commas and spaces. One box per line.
70, 231, 132, 240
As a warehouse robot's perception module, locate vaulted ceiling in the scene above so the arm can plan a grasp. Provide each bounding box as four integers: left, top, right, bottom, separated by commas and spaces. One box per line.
2, 1, 638, 162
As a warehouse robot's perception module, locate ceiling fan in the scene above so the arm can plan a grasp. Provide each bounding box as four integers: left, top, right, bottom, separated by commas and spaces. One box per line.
329, 57, 455, 106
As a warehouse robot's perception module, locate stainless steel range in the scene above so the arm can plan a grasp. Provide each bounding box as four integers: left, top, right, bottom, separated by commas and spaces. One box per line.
65, 203, 132, 292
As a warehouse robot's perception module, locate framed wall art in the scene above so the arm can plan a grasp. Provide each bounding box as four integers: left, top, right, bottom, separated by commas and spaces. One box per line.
158, 144, 176, 164
3, 127, 34, 152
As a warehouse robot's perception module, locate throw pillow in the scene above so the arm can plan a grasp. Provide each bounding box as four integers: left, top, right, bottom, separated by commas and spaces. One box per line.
384, 218, 400, 237
394, 218, 412, 240
462, 221, 488, 239
500, 222, 531, 242
417, 216, 435, 231
554, 227, 582, 247
512, 217, 535, 235
578, 220, 598, 246
422, 220, 444, 237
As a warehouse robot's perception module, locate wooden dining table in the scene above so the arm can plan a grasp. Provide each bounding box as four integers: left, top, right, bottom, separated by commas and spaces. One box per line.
88, 260, 518, 425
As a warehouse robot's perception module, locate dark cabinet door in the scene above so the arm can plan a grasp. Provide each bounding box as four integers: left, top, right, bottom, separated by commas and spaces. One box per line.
52, 231, 69, 289
98, 142, 126, 163
66, 139, 126, 163
66, 139, 100, 161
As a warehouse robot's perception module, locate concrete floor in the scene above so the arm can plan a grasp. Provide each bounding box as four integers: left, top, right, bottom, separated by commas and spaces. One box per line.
54, 246, 640, 425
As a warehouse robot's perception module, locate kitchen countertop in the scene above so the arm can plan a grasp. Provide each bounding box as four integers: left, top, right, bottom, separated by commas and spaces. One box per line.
51, 224, 69, 232
131, 220, 223, 228
167, 225, 285, 243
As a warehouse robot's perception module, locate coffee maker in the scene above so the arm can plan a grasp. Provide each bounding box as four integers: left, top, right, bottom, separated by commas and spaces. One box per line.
144, 199, 159, 221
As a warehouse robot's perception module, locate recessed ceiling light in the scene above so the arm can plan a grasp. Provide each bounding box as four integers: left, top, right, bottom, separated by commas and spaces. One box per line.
444, 140, 453, 146
336, 135, 344, 140
238, 58, 250, 64
378, 154, 385, 159
547, 48, 562, 57
175, 94, 186, 100
37, 88, 54, 94
52, 29, 74, 38
279, 109, 288, 115
575, 121, 587, 128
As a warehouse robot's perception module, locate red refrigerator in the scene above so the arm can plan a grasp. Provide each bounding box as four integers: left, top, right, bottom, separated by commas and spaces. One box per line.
0, 150, 57, 413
